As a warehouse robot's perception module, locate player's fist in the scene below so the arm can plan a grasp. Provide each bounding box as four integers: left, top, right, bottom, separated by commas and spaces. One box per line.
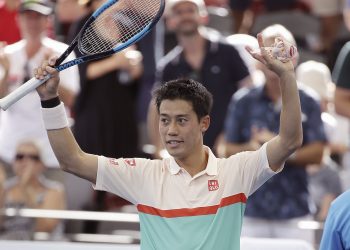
34, 57, 60, 101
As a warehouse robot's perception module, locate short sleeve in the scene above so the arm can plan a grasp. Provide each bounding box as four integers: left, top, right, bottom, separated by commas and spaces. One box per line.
94, 156, 155, 204
235, 143, 283, 197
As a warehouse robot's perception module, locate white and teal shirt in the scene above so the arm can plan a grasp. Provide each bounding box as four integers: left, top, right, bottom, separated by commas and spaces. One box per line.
94, 143, 281, 250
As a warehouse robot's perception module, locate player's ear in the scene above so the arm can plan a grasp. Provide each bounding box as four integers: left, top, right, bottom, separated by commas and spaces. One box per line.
200, 115, 210, 132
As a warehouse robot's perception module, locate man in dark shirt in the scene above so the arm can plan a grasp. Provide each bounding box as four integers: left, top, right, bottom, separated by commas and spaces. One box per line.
147, 0, 252, 157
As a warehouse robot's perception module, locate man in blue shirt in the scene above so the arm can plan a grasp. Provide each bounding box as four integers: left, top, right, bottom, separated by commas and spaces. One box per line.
319, 190, 350, 250
223, 24, 327, 243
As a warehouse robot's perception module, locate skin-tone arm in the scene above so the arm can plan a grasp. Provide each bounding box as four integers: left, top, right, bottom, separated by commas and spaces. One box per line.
34, 58, 98, 184
246, 34, 303, 171
334, 87, 350, 118
225, 128, 323, 167
86, 47, 143, 81
34, 188, 66, 232
238, 75, 254, 88
58, 85, 76, 110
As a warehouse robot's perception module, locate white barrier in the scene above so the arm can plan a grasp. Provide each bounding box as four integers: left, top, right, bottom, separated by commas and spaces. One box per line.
0, 241, 139, 250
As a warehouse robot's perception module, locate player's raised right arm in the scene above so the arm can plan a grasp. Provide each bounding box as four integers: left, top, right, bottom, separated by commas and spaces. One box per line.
35, 57, 98, 183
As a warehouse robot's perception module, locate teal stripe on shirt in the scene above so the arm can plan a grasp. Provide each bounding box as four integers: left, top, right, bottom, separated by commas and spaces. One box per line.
139, 202, 246, 250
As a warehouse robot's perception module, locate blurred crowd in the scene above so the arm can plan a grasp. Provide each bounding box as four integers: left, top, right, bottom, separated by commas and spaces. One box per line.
0, 0, 350, 248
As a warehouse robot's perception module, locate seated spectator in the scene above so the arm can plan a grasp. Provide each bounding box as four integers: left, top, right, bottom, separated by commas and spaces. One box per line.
0, 140, 66, 240
296, 61, 345, 225
296, 60, 349, 163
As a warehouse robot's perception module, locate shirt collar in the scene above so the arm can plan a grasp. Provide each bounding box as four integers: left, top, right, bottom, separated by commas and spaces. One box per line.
168, 146, 218, 176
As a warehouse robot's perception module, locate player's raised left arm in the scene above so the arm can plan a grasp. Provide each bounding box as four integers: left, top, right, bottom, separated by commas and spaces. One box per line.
247, 34, 302, 171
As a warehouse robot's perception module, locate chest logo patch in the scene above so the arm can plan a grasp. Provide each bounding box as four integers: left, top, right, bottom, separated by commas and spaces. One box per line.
208, 180, 219, 191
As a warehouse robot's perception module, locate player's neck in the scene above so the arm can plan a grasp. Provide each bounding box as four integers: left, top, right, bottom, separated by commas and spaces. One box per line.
175, 146, 208, 177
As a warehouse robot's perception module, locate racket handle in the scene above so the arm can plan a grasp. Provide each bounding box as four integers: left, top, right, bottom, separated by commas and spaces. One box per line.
0, 75, 51, 111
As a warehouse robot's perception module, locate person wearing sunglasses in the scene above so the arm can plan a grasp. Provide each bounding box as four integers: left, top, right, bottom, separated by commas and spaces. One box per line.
0, 139, 66, 240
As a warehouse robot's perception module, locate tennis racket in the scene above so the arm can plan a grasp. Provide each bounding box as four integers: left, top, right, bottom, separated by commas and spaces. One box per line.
0, 0, 165, 110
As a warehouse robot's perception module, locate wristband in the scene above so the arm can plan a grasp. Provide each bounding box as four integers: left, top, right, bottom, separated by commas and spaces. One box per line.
41, 96, 61, 108
41, 102, 69, 130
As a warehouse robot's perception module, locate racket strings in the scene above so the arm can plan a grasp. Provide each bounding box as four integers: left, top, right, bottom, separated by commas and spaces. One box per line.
79, 0, 161, 54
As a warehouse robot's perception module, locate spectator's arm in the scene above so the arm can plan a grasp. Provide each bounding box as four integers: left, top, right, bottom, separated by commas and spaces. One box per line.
86, 48, 143, 80
334, 87, 350, 118
35, 187, 66, 232
287, 142, 325, 166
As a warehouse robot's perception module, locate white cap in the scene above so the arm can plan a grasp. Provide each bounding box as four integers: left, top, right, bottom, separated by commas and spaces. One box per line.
165, 0, 207, 16
296, 60, 334, 99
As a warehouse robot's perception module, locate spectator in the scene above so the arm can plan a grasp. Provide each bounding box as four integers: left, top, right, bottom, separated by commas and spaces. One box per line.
0, 0, 21, 44
0, 139, 66, 240
148, 0, 252, 158
54, 0, 87, 43
229, 0, 304, 34
297, 60, 349, 163
309, 0, 343, 63
0, 0, 80, 180
319, 189, 350, 250
223, 24, 327, 243
296, 60, 346, 220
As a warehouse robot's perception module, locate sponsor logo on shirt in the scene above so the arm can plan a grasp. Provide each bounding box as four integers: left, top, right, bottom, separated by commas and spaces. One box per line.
109, 158, 119, 166
208, 180, 219, 191
124, 158, 136, 167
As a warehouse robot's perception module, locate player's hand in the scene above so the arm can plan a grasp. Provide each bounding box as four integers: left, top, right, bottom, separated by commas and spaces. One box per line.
246, 33, 295, 77
34, 57, 60, 101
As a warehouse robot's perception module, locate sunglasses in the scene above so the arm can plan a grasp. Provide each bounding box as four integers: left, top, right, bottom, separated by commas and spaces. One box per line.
15, 153, 40, 162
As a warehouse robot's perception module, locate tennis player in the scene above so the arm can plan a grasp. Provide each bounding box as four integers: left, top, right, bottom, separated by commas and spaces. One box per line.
34, 33, 302, 249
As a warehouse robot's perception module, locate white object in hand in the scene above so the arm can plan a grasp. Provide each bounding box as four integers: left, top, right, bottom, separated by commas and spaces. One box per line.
252, 37, 298, 62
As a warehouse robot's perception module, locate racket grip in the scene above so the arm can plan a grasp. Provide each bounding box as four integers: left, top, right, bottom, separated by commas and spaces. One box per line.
0, 75, 51, 110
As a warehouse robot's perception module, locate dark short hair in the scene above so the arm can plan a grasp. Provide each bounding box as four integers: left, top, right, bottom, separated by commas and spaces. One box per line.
153, 78, 213, 120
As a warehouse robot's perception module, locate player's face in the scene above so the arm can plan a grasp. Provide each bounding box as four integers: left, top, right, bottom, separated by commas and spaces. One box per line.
159, 99, 207, 160
167, 2, 203, 36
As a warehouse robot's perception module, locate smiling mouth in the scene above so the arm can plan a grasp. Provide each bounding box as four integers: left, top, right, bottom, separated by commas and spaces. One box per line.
166, 140, 183, 145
